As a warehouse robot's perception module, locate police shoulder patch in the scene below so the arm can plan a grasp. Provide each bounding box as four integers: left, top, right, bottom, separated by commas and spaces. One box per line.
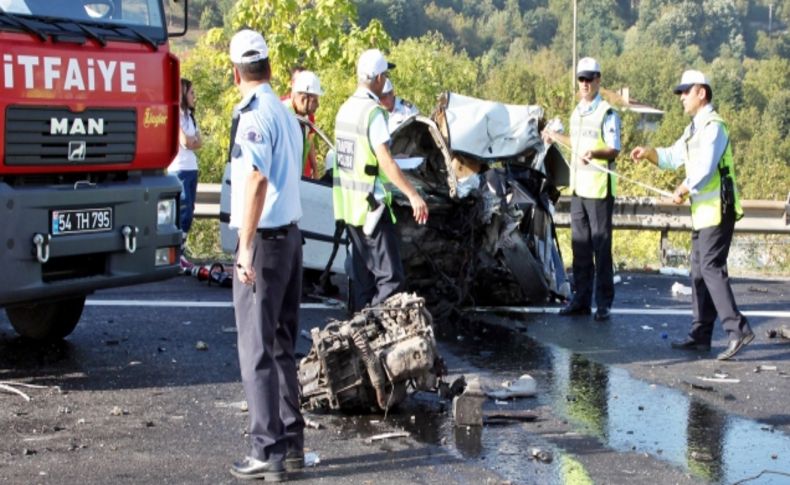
245, 129, 263, 143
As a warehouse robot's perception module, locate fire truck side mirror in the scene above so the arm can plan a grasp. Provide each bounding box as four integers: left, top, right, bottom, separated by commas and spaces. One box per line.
165, 0, 188, 38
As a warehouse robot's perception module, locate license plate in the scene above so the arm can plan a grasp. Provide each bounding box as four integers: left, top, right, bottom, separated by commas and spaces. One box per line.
51, 208, 113, 236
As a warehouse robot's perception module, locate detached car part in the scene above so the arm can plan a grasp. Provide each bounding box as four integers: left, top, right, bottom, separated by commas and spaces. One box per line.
298, 292, 444, 412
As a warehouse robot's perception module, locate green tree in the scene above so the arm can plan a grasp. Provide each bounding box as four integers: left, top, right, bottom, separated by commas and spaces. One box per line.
387, 33, 481, 112
199, 5, 222, 30
180, 0, 391, 183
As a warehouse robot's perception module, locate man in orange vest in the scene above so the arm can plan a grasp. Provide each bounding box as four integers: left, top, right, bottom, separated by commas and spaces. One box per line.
283, 70, 322, 179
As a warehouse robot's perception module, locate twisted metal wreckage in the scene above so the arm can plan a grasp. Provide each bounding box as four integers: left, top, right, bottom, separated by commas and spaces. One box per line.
295, 92, 570, 412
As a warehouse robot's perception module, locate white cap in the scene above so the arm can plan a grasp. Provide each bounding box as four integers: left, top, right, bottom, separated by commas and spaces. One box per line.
382, 79, 393, 94
576, 57, 601, 78
357, 49, 395, 79
673, 69, 710, 94
229, 29, 268, 64
292, 70, 323, 96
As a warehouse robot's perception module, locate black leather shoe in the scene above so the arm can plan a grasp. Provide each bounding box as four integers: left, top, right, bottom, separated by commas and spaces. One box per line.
230, 457, 286, 481
285, 449, 304, 472
717, 330, 755, 361
670, 337, 711, 352
558, 304, 591, 316
593, 307, 611, 321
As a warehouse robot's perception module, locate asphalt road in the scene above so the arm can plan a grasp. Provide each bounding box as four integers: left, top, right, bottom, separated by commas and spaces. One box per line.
1, 272, 789, 485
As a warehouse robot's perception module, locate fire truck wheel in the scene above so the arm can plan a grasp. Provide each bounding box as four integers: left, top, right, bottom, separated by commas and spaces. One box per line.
5, 295, 86, 341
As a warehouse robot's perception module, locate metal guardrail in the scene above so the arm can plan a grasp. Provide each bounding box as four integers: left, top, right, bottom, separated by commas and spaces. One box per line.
554, 196, 790, 234
195, 183, 790, 234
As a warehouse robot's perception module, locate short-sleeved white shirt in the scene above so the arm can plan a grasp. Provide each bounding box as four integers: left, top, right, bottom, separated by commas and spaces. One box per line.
167, 111, 199, 172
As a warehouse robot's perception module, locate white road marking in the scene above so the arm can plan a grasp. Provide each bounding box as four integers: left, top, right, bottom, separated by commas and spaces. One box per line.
470, 306, 790, 318
85, 300, 790, 318
86, 300, 339, 310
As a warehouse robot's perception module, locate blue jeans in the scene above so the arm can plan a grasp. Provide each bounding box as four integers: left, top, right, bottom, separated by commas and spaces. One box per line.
174, 170, 198, 234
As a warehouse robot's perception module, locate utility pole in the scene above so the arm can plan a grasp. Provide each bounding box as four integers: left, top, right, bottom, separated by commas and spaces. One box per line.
572, 0, 577, 96
769, 2, 773, 37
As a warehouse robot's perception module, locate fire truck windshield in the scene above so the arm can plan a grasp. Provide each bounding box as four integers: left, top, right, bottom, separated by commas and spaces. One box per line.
0, 0, 165, 31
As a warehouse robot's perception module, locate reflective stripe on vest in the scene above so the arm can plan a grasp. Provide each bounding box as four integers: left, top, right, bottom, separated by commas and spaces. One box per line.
685, 110, 743, 230
569, 99, 616, 199
332, 95, 391, 226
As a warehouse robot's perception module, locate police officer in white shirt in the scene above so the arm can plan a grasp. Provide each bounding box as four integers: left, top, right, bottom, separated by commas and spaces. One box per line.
227, 29, 306, 481
379, 78, 419, 133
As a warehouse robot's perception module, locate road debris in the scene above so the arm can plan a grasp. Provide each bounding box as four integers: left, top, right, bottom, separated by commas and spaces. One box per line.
766, 325, 790, 340
195, 341, 209, 351
366, 431, 410, 443
110, 406, 129, 416
221, 326, 237, 334
529, 447, 553, 463
641, 325, 654, 331
485, 374, 537, 399
453, 378, 486, 426
304, 417, 322, 430
299, 292, 444, 412
671, 282, 692, 296
754, 365, 778, 373
747, 286, 769, 293
683, 381, 715, 392
0, 381, 60, 402
437, 375, 467, 400
696, 376, 741, 384
304, 452, 320, 467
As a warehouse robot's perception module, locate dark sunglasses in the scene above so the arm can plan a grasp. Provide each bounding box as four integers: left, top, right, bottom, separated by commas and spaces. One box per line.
577, 76, 595, 83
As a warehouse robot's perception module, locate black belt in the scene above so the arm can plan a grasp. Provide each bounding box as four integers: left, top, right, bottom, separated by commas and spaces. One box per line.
257, 223, 297, 239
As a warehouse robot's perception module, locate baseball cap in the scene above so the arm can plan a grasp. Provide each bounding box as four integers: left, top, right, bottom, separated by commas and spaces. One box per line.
357, 49, 395, 79
229, 29, 268, 64
382, 79, 394, 95
673, 70, 710, 94
576, 57, 601, 78
293, 70, 323, 96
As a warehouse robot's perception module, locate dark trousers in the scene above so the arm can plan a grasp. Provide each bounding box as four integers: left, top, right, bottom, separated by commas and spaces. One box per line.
688, 209, 750, 342
233, 225, 304, 462
570, 195, 615, 309
347, 215, 405, 312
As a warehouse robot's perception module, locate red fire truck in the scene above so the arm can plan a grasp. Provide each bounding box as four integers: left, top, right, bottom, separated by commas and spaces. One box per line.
0, 0, 187, 339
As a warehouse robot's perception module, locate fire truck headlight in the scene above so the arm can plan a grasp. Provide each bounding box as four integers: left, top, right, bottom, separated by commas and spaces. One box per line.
157, 198, 177, 227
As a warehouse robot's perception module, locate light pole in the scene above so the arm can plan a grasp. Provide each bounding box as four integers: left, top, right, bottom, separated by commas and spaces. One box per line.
572, 0, 577, 95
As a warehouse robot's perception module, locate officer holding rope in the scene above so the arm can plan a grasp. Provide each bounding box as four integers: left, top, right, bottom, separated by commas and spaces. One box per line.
543, 57, 620, 322
630, 70, 753, 361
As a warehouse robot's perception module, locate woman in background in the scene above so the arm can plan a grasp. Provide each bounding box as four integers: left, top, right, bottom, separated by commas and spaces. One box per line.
168, 78, 202, 269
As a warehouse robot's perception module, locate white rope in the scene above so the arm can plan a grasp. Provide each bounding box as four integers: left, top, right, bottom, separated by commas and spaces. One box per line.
552, 139, 674, 198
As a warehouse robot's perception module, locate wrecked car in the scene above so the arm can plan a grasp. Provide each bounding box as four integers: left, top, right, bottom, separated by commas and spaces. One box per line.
220, 92, 570, 319
386, 92, 570, 320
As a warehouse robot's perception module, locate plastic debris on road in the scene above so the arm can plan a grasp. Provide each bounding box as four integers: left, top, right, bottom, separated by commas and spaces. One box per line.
366, 431, 410, 443
486, 374, 537, 399
304, 452, 320, 467
671, 282, 693, 296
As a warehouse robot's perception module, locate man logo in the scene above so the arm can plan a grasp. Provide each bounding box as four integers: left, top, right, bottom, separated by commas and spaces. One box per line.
68, 141, 87, 161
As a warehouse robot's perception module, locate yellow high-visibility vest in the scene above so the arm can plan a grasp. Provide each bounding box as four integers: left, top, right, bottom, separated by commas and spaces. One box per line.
569, 99, 617, 199
332, 94, 392, 226
685, 110, 743, 229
